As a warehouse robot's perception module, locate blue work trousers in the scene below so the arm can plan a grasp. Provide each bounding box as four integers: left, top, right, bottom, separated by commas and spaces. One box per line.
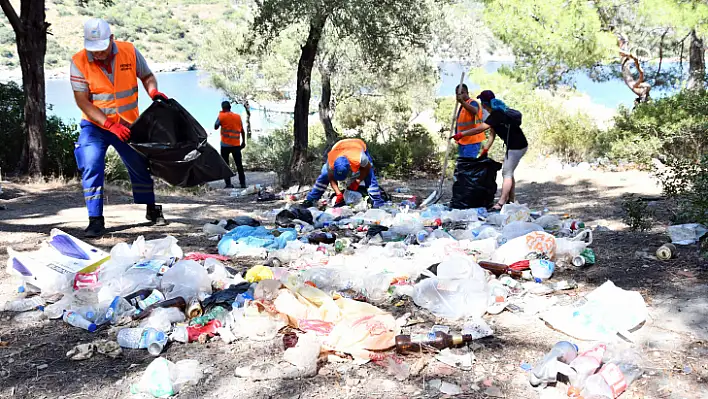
306, 152, 383, 207
74, 120, 155, 217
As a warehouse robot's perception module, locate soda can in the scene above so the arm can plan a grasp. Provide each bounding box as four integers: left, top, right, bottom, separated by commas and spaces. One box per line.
572, 255, 586, 267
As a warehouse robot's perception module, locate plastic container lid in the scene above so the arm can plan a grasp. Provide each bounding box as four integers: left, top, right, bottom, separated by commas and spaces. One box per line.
87, 323, 97, 333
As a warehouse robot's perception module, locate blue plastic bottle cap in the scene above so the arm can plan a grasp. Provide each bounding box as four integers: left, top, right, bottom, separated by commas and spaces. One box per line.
87, 323, 98, 333
17, 286, 25, 293
156, 331, 166, 341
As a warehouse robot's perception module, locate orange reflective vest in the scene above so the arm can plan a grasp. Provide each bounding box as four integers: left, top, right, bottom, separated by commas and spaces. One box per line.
71, 41, 140, 127
327, 139, 367, 174
456, 98, 486, 145
218, 111, 243, 146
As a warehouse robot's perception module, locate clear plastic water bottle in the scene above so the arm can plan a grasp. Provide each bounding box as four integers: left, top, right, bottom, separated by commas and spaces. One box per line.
2, 296, 46, 312
415, 229, 429, 244
137, 290, 165, 310
63, 310, 97, 332
117, 327, 168, 356
44, 296, 72, 319
105, 296, 136, 324
529, 341, 578, 387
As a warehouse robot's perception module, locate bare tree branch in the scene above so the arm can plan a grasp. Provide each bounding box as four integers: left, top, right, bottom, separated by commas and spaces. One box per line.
0, 0, 24, 34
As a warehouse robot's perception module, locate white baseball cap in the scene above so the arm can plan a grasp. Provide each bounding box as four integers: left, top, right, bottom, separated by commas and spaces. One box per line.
83, 18, 111, 52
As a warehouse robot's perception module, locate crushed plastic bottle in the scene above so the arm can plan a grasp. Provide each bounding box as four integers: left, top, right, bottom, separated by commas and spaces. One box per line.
2, 296, 45, 312
117, 327, 168, 356
529, 341, 578, 387
130, 357, 202, 397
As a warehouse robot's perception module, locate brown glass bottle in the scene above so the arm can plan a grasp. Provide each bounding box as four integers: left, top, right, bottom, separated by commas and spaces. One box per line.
132, 296, 186, 320
395, 331, 474, 354
478, 261, 523, 278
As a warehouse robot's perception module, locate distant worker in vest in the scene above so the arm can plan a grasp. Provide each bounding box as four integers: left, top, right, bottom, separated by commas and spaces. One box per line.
303, 138, 384, 208
214, 101, 246, 189
70, 18, 167, 238
451, 84, 487, 158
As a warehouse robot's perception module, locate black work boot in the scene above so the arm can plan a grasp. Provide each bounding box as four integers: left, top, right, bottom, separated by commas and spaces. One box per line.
146, 204, 168, 226
84, 216, 105, 238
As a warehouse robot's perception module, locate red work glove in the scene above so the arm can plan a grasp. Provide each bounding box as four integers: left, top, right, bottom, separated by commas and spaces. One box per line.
348, 181, 360, 191
103, 120, 131, 142
334, 193, 345, 206
480, 148, 489, 157
148, 88, 168, 101
451, 133, 463, 141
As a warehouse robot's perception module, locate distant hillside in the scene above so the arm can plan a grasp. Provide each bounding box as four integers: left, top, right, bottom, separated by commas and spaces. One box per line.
0, 0, 232, 70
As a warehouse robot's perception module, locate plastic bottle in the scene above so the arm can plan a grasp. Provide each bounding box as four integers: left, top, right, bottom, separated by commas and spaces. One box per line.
117, 327, 168, 356
134, 297, 187, 321
2, 296, 46, 312
395, 332, 474, 354
105, 296, 137, 324
581, 362, 643, 398
137, 290, 166, 310
528, 341, 579, 387
63, 310, 97, 332
394, 187, 411, 193
566, 344, 606, 396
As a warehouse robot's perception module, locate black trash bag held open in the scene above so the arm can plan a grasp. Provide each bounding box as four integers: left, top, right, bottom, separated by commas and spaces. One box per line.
129, 99, 234, 187
450, 156, 502, 209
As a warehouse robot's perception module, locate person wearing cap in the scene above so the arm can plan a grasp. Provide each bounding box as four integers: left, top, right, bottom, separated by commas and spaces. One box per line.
450, 84, 487, 158
214, 101, 246, 189
70, 18, 168, 237
452, 90, 529, 211
302, 138, 384, 208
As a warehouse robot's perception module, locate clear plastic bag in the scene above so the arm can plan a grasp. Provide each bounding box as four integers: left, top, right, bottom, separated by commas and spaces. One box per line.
500, 203, 531, 225
160, 260, 212, 302
502, 221, 544, 241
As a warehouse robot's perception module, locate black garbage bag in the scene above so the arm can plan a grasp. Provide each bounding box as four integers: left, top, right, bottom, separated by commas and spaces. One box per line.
129, 98, 234, 187
450, 156, 502, 209
275, 205, 314, 227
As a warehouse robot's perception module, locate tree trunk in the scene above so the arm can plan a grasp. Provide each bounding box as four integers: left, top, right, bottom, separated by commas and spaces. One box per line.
12, 1, 48, 176
687, 29, 705, 90
288, 14, 327, 184
243, 99, 252, 141
318, 59, 338, 146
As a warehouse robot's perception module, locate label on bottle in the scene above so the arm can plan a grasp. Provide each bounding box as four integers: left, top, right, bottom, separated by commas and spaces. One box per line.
409, 333, 437, 343
598, 363, 627, 398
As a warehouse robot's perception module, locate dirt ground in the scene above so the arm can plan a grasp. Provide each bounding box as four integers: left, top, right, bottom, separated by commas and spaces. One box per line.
0, 163, 706, 399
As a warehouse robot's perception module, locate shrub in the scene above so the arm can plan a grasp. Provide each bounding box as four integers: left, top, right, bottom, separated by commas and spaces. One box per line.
364, 124, 441, 177
658, 154, 708, 226
621, 194, 654, 232
0, 82, 81, 177
104, 147, 129, 182
599, 90, 708, 165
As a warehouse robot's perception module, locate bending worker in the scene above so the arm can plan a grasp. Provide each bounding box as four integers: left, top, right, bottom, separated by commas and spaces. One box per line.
303, 138, 384, 208
70, 18, 168, 238
451, 83, 487, 158
214, 101, 246, 189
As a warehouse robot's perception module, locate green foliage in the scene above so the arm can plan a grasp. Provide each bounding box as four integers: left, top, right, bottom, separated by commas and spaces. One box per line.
481, 0, 615, 87
363, 124, 441, 177
598, 90, 708, 164
0, 82, 80, 176
104, 148, 129, 182
466, 69, 602, 162
658, 155, 708, 226
621, 194, 654, 231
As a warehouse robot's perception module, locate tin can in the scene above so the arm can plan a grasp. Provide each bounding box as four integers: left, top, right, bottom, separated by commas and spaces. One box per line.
572, 255, 586, 267
185, 298, 203, 319
656, 243, 676, 260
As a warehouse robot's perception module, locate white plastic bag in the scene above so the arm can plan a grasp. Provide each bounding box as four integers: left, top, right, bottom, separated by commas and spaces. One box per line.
491, 231, 557, 265
541, 281, 647, 341
500, 203, 531, 226
667, 223, 708, 245
160, 260, 212, 301
131, 357, 202, 397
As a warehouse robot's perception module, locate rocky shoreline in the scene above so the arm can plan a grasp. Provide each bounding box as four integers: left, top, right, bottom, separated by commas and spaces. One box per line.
0, 61, 197, 83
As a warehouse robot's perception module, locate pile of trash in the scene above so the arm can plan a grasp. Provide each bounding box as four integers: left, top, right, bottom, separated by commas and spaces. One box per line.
3, 199, 650, 397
